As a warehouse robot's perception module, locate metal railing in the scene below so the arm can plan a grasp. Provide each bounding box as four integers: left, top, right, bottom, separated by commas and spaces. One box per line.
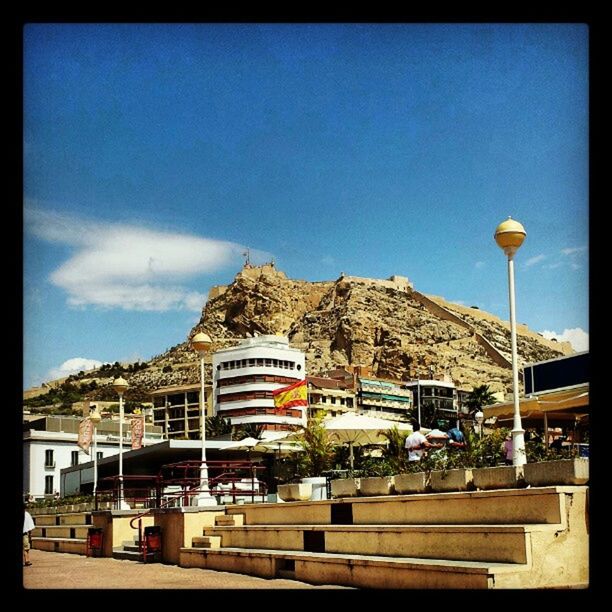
95, 460, 267, 563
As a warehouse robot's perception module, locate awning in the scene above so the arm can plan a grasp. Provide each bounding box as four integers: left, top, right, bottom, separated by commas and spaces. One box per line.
483, 384, 589, 424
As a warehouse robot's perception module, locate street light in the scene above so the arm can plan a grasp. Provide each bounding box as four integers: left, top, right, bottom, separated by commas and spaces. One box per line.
90, 406, 102, 510
191, 332, 217, 506
112, 376, 130, 509
474, 410, 484, 440
494, 216, 527, 466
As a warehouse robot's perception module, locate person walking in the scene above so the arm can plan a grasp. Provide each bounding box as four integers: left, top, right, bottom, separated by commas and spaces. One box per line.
404, 422, 443, 462
23, 505, 35, 567
447, 426, 466, 449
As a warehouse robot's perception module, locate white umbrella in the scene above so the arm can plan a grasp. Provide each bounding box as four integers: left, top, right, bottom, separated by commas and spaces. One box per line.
321, 413, 413, 470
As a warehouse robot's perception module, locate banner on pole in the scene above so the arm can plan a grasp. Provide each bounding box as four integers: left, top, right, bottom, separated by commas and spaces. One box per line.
78, 417, 93, 455
131, 415, 145, 450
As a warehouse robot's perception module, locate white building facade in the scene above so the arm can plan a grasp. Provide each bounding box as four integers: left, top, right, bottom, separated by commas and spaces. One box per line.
24, 430, 124, 499
23, 416, 165, 500
212, 335, 307, 431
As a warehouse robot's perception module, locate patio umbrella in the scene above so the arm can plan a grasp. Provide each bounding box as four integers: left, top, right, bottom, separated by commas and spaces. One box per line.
321, 413, 413, 470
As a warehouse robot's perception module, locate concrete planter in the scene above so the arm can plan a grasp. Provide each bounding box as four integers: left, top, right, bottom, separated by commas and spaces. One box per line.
394, 472, 430, 494
523, 458, 589, 487
301, 477, 328, 500
472, 466, 524, 490
430, 468, 473, 492
359, 476, 395, 497
331, 478, 360, 498
277, 483, 312, 502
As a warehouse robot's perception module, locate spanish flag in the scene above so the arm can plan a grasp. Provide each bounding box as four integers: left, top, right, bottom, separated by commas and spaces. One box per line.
272, 379, 308, 410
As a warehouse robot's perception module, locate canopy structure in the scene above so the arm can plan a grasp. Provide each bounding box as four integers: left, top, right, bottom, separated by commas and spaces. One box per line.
482, 384, 589, 439
320, 413, 413, 470
225, 436, 303, 456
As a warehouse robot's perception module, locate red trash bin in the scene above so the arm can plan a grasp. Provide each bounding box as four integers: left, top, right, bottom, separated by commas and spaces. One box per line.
86, 528, 103, 557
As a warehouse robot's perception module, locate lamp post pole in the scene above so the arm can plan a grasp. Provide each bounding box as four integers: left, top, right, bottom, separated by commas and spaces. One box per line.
495, 217, 527, 466
113, 377, 130, 509
191, 332, 217, 506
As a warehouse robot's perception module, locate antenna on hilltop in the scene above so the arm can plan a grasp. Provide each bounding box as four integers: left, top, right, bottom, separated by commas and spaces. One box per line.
242, 248, 251, 268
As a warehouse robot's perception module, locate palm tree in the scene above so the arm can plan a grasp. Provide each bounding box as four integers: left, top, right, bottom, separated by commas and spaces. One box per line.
381, 426, 410, 474
464, 384, 497, 417
205, 415, 232, 439
234, 422, 265, 441
296, 417, 336, 477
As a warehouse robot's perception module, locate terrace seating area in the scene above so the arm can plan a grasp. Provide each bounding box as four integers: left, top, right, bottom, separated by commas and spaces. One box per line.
179, 485, 588, 589
29, 504, 101, 555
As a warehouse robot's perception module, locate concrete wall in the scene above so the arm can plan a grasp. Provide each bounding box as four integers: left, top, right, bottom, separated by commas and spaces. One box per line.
92, 511, 154, 557
153, 508, 225, 565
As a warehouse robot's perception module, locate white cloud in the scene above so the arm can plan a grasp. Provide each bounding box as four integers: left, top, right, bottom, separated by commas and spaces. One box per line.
541, 328, 589, 352
46, 357, 107, 382
561, 246, 587, 256
525, 254, 546, 268
25, 207, 272, 312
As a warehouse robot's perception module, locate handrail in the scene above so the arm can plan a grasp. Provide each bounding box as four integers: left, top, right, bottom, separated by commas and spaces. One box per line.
118, 459, 267, 562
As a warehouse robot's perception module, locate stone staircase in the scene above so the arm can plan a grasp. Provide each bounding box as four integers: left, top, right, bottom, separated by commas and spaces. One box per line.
30, 510, 92, 555
112, 536, 161, 563
179, 486, 588, 589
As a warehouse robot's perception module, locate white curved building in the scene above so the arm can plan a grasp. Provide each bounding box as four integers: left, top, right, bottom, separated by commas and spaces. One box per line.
212, 336, 307, 431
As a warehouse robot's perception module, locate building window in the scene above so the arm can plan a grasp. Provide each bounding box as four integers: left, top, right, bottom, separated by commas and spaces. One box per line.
45, 476, 54, 495
45, 449, 54, 468
71, 451, 79, 467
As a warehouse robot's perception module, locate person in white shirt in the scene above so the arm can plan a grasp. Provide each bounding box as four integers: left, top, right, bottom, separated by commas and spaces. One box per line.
404, 422, 443, 461
23, 506, 35, 567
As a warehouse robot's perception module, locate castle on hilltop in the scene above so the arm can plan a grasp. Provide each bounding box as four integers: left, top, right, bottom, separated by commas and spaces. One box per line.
208, 259, 413, 301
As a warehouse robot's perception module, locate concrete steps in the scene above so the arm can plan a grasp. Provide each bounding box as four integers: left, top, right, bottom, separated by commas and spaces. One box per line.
32, 536, 87, 555
180, 546, 531, 589
31, 511, 92, 555
192, 536, 222, 549
179, 486, 588, 589
215, 514, 244, 527
32, 525, 90, 539
202, 523, 567, 564
112, 539, 161, 563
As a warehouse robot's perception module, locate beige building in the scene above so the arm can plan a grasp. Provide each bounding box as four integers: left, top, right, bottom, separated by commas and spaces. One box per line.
307, 376, 356, 419
151, 383, 213, 440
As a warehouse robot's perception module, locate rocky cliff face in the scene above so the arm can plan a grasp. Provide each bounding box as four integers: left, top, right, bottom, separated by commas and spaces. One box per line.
122, 264, 572, 395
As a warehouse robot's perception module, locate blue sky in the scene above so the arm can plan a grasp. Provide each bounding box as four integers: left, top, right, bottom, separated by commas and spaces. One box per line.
23, 23, 589, 388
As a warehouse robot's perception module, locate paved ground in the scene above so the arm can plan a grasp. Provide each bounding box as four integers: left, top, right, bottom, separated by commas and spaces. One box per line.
22, 549, 347, 590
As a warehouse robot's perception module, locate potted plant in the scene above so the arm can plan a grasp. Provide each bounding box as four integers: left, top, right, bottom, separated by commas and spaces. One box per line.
469, 428, 524, 490
278, 417, 336, 501
523, 441, 588, 486
394, 459, 431, 494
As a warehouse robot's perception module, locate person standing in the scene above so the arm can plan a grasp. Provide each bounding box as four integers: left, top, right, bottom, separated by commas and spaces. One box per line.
503, 434, 513, 465
23, 505, 35, 567
404, 422, 442, 462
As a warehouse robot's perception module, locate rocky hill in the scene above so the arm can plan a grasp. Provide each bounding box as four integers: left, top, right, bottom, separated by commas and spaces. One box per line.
123, 264, 572, 395
27, 264, 573, 403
